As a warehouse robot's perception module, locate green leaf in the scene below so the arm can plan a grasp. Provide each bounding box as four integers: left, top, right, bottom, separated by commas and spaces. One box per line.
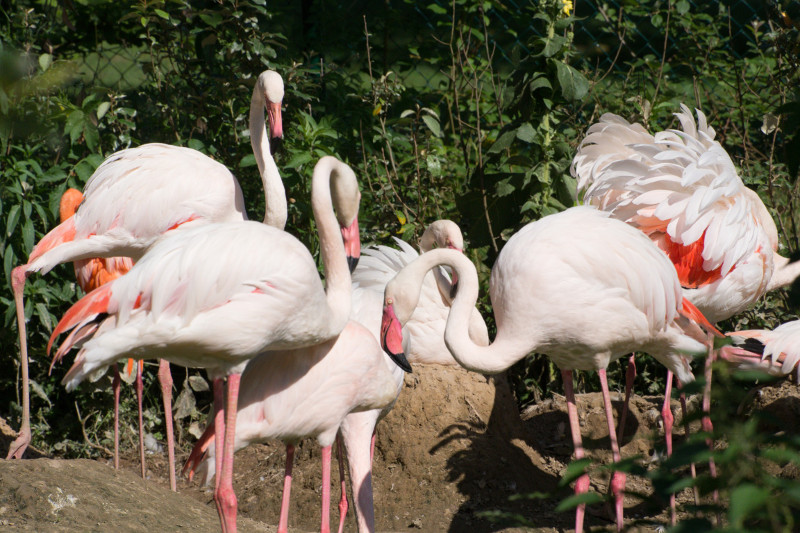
553, 60, 589, 101
516, 123, 536, 143
22, 219, 34, 252
555, 491, 603, 512
542, 35, 568, 58
421, 114, 441, 137
285, 152, 313, 169
487, 130, 516, 154
6, 204, 20, 237
38, 53, 53, 72
35, 302, 52, 331
96, 102, 111, 120
729, 484, 769, 525
83, 124, 99, 152
239, 154, 257, 168
154, 9, 170, 20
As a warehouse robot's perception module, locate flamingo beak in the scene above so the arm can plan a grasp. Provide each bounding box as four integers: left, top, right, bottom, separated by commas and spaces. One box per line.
341, 218, 361, 273
381, 303, 412, 373
267, 101, 283, 155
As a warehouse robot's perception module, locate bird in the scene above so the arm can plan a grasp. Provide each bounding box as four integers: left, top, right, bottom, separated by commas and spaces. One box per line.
723, 320, 800, 377
330, 220, 488, 530
48, 156, 360, 533
182, 320, 399, 533
571, 104, 800, 517
7, 69, 285, 461
379, 206, 720, 533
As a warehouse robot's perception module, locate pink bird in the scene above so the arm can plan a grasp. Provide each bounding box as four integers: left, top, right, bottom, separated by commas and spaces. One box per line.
8, 70, 285, 461
182, 320, 399, 533
379, 206, 720, 533
724, 321, 800, 377
59, 188, 164, 483
48, 156, 360, 533
572, 104, 800, 518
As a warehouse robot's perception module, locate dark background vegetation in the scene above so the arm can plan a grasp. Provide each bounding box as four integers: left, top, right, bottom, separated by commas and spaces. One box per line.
3, 0, 800, 529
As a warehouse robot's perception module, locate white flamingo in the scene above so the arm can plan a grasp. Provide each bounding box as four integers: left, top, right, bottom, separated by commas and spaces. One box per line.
724, 320, 800, 377
47, 156, 360, 533
379, 206, 720, 533
572, 104, 800, 517
8, 70, 285, 462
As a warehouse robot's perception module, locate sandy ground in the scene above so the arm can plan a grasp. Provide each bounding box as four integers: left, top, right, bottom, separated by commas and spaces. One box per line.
2, 364, 798, 532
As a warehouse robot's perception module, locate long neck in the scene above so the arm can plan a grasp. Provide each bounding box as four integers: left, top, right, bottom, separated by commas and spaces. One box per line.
249, 85, 287, 229
767, 251, 800, 291
312, 157, 353, 336
418, 228, 454, 304
405, 249, 533, 374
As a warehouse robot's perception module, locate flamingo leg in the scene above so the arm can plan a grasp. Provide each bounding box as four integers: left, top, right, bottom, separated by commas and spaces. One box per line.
135, 359, 146, 479
157, 359, 176, 491
277, 444, 295, 533
112, 364, 121, 470
677, 381, 700, 506
598, 368, 625, 531
562, 369, 590, 533
321, 444, 332, 533
701, 338, 720, 513
7, 267, 31, 460
336, 434, 348, 533
216, 374, 241, 533
616, 353, 636, 443
662, 370, 676, 525
370, 432, 376, 464
213, 377, 225, 492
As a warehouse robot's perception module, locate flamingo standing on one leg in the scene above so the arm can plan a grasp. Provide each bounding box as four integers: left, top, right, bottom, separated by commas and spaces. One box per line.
48, 156, 361, 533
572, 104, 800, 519
7, 70, 286, 461
379, 206, 722, 533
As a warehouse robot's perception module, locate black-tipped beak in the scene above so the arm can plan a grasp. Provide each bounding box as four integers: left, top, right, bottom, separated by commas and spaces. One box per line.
270, 136, 283, 155
388, 350, 413, 373
449, 280, 458, 300
347, 255, 359, 273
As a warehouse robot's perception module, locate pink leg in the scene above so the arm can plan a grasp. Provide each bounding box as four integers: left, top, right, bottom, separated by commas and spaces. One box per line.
321, 444, 332, 533
598, 369, 625, 531
158, 359, 176, 491
662, 370, 676, 525
370, 432, 376, 463
562, 369, 590, 533
617, 354, 636, 443
277, 444, 295, 533
216, 374, 241, 533
135, 360, 146, 479
112, 364, 121, 470
677, 382, 700, 506
701, 341, 720, 510
213, 377, 225, 491
336, 434, 348, 533
8, 267, 31, 460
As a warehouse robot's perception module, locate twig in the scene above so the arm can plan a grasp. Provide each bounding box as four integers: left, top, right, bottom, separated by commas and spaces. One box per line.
75, 402, 113, 456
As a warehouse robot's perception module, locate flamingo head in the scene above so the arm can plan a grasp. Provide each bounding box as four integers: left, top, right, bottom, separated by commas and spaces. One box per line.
258, 70, 284, 152
381, 298, 411, 373
330, 161, 362, 272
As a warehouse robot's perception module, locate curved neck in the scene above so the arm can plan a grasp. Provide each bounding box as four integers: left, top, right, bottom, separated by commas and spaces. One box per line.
401, 249, 532, 374
312, 157, 353, 336
250, 84, 287, 230
768, 251, 800, 291
418, 228, 454, 304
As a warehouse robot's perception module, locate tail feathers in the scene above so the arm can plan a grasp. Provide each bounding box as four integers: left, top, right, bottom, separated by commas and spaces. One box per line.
680, 298, 723, 337
182, 420, 216, 482
27, 217, 77, 264
48, 283, 114, 358
52, 320, 99, 369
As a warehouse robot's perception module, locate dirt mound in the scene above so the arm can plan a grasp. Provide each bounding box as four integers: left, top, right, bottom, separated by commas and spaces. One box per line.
8, 363, 784, 532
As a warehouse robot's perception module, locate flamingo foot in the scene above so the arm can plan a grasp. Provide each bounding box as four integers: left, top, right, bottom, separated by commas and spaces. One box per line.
6, 425, 31, 460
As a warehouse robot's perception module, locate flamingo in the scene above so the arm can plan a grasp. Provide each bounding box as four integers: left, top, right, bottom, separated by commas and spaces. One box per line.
379, 206, 721, 533
571, 104, 800, 517
7, 69, 285, 461
47, 156, 360, 533
182, 220, 488, 533
182, 320, 399, 533
724, 321, 800, 377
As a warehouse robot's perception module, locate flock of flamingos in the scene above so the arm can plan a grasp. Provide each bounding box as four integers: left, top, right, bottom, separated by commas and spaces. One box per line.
6, 68, 800, 532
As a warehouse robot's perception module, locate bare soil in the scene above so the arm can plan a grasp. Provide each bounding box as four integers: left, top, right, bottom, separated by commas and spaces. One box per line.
2, 365, 799, 532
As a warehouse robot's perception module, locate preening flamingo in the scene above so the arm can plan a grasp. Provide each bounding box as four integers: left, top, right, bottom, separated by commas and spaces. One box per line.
48, 156, 359, 533
182, 320, 398, 533
8, 70, 285, 461
572, 104, 800, 517
380, 206, 720, 533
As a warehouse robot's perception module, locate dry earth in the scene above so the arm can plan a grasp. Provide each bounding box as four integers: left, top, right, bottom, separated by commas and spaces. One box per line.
2, 364, 799, 532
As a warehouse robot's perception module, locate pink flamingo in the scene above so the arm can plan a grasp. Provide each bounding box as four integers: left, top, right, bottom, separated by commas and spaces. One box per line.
724, 321, 800, 377
572, 104, 800, 518
379, 206, 720, 533
59, 188, 165, 483
48, 156, 360, 533
8, 70, 285, 461
182, 320, 399, 533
